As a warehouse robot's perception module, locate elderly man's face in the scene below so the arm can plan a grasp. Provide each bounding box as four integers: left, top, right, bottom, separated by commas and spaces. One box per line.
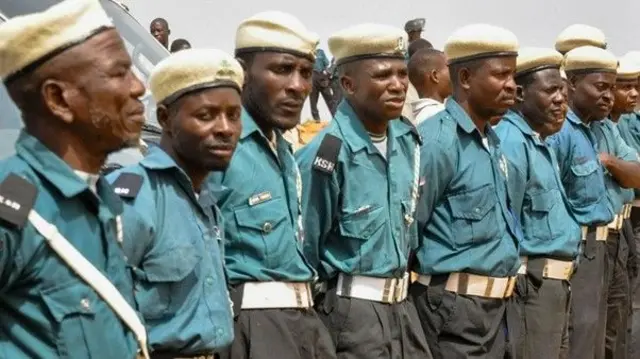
59, 29, 146, 154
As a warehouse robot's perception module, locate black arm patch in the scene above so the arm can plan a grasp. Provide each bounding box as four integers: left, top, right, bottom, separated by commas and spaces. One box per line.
312, 134, 342, 175
0, 174, 38, 229
401, 116, 423, 145
111, 173, 143, 199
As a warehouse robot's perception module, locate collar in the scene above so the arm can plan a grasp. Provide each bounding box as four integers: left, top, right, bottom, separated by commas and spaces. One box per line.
14, 130, 122, 215
334, 100, 412, 153
140, 145, 181, 171
445, 98, 477, 134
140, 146, 204, 206
239, 107, 294, 152
567, 109, 589, 127
240, 107, 261, 139
503, 110, 545, 145
15, 130, 96, 199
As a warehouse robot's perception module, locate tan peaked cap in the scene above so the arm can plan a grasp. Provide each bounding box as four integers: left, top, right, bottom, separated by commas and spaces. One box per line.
0, 0, 113, 81
516, 47, 563, 76
235, 11, 319, 60
616, 55, 640, 81
563, 46, 618, 74
444, 24, 518, 65
555, 24, 606, 54
329, 23, 406, 65
150, 48, 244, 105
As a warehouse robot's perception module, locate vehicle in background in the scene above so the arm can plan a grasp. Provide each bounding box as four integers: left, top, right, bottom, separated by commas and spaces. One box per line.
0, 0, 168, 168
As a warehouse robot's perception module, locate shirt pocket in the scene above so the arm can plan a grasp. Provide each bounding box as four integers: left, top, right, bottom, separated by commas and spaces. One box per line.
447, 184, 500, 247
339, 205, 386, 241
135, 243, 201, 320
569, 160, 601, 204
234, 197, 295, 264
524, 190, 560, 242
40, 282, 101, 359
339, 205, 387, 271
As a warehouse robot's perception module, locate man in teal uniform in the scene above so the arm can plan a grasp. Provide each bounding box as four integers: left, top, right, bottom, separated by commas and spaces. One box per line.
593, 56, 640, 359
617, 52, 640, 358
310, 47, 334, 119
108, 49, 244, 359
410, 24, 522, 358
0, 0, 147, 358
546, 45, 618, 359
297, 23, 432, 359
495, 47, 580, 359
207, 11, 335, 359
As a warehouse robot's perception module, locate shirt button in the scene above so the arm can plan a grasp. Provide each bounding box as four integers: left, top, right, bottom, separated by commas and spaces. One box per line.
217, 328, 224, 336
80, 298, 90, 311
262, 222, 273, 233
206, 277, 214, 285
475, 208, 480, 213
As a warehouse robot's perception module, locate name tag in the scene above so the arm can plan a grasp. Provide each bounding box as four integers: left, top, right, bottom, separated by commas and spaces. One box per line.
249, 191, 272, 206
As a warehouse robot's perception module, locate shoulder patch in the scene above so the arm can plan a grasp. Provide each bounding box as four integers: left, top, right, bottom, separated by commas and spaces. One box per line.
111, 173, 143, 199
0, 173, 38, 229
401, 116, 423, 145
313, 134, 342, 175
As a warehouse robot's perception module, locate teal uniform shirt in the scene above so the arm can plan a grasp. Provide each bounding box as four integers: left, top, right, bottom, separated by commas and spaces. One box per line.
414, 99, 522, 277
591, 118, 638, 214
296, 100, 421, 280
0, 131, 138, 359
207, 108, 315, 284
495, 111, 581, 259
617, 112, 640, 197
546, 110, 614, 226
107, 146, 233, 354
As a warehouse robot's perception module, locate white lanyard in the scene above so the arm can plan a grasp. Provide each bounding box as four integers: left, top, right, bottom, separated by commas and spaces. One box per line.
294, 160, 304, 244
405, 144, 420, 226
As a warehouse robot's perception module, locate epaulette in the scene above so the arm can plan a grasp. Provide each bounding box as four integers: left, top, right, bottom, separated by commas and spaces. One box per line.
401, 116, 423, 145
312, 134, 342, 175
0, 174, 38, 229
111, 173, 143, 199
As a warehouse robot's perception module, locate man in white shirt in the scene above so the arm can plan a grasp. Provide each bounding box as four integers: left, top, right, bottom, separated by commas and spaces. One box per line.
408, 48, 452, 124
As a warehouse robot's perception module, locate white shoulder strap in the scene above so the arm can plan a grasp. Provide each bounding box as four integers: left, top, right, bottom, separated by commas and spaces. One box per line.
28, 210, 150, 359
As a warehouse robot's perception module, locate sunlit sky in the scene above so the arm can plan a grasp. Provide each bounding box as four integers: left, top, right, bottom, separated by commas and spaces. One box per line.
122, 0, 639, 121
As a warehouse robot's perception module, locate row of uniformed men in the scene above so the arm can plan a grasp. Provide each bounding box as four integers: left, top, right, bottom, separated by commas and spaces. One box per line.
1, 2, 640, 359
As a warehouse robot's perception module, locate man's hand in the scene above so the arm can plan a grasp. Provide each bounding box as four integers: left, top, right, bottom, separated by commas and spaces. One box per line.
599, 152, 615, 169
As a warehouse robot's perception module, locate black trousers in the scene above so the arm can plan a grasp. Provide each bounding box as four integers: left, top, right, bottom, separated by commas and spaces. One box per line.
410, 281, 512, 359
568, 231, 609, 359
315, 287, 432, 359
309, 71, 334, 121
512, 259, 571, 359
628, 208, 640, 358
605, 227, 631, 359
218, 308, 336, 359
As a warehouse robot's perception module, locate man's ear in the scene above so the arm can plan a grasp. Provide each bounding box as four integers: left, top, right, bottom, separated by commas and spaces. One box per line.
341, 75, 356, 96
41, 79, 76, 124
516, 85, 525, 103
458, 67, 472, 91
429, 69, 439, 84
156, 104, 171, 136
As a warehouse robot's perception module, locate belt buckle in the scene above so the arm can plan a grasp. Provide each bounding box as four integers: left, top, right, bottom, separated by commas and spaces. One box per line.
504, 277, 516, 298
394, 274, 408, 303
565, 264, 573, 279
382, 278, 396, 303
